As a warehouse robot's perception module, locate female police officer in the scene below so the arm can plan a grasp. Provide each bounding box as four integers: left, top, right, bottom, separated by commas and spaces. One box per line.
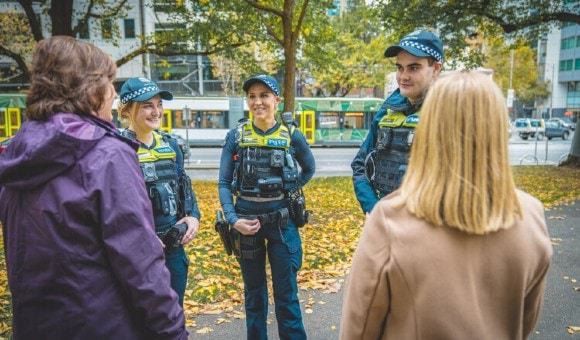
118, 77, 200, 307
218, 75, 315, 339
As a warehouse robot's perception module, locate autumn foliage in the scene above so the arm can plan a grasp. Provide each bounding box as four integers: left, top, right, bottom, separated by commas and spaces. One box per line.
0, 166, 579, 334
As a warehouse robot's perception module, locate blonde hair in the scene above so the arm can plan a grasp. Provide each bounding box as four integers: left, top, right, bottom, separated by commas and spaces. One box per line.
117, 100, 140, 127
399, 71, 522, 235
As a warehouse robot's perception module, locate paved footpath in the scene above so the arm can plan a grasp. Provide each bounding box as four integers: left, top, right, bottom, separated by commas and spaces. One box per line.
188, 200, 580, 339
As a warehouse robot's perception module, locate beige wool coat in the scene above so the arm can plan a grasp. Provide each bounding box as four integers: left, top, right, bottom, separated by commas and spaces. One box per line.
340, 190, 553, 340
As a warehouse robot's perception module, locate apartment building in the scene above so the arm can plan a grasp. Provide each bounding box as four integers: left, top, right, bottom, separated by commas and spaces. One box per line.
0, 0, 219, 95
537, 22, 580, 119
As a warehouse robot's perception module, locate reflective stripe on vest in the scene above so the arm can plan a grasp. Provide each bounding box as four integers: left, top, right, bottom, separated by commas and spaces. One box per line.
238, 121, 292, 149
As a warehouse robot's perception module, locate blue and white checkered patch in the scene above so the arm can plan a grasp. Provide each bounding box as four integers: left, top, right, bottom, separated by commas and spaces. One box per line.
121, 85, 159, 104
400, 41, 443, 62
256, 75, 279, 96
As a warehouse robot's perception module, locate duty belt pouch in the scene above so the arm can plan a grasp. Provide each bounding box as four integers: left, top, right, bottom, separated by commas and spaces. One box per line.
282, 166, 298, 190
179, 173, 195, 213
289, 191, 310, 228
150, 184, 171, 215
377, 128, 393, 150
230, 229, 263, 260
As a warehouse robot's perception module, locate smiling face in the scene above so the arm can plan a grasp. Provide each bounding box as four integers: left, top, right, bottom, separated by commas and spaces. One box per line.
128, 95, 164, 134
395, 51, 442, 104
246, 82, 281, 125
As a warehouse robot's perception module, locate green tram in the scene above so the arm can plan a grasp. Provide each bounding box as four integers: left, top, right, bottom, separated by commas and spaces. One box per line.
1, 93, 384, 145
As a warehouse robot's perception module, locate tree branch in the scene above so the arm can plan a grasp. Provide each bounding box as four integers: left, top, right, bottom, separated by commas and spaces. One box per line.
489, 11, 580, 33
17, 0, 43, 41
115, 41, 248, 68
255, 8, 284, 45
72, 0, 97, 35
243, 0, 284, 17
293, 0, 310, 39
0, 44, 29, 77
88, 0, 131, 19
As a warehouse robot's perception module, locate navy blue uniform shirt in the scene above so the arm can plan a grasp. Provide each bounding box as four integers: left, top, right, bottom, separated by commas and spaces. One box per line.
218, 121, 315, 225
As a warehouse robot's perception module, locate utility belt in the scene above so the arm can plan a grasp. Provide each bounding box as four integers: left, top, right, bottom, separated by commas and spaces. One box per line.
237, 207, 289, 228
215, 208, 289, 260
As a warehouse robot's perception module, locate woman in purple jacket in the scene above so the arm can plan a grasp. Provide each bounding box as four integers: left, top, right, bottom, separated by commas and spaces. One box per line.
0, 36, 187, 339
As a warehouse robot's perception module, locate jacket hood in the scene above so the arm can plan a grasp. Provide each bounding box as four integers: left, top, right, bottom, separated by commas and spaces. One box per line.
383, 89, 422, 115
0, 113, 123, 190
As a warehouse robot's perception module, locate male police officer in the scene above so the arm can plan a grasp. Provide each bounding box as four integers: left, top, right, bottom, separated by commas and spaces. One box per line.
351, 30, 444, 214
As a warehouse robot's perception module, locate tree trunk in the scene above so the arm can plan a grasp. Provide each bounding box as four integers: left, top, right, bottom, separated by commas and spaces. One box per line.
560, 119, 580, 168
281, 0, 296, 114
49, 1, 74, 36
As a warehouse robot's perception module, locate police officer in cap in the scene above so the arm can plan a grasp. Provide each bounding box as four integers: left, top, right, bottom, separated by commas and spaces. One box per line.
218, 74, 315, 339
118, 77, 201, 307
351, 30, 444, 215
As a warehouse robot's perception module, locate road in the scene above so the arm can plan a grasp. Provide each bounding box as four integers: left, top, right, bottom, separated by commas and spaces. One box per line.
185, 132, 575, 180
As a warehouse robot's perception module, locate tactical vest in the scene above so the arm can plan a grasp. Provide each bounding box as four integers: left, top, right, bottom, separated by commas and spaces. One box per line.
122, 129, 183, 222
365, 110, 420, 197
233, 121, 299, 199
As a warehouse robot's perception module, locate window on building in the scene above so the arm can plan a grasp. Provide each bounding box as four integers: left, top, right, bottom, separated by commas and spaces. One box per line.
561, 37, 575, 50
78, 20, 90, 39
102, 19, 113, 39
124, 19, 135, 39
560, 59, 574, 72
575, 58, 580, 70
577, 36, 580, 48
567, 82, 580, 109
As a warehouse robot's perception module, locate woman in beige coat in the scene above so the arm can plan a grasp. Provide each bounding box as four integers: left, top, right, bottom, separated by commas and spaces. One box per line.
340, 71, 553, 340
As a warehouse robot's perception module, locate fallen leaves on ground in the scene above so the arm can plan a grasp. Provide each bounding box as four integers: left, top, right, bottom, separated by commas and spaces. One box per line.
0, 166, 578, 336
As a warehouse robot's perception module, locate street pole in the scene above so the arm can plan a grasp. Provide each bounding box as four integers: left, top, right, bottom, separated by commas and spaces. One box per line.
197, 40, 204, 96
549, 64, 554, 120
184, 105, 190, 165
545, 64, 554, 163
509, 50, 514, 89
508, 50, 515, 121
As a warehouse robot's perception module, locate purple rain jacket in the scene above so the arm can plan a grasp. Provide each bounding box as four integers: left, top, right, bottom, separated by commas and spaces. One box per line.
0, 113, 187, 340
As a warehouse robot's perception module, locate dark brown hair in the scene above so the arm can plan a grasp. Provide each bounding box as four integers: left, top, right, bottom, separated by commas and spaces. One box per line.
26, 36, 117, 120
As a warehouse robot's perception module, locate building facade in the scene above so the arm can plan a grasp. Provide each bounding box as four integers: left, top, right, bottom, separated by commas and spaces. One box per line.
0, 0, 222, 95
537, 21, 580, 119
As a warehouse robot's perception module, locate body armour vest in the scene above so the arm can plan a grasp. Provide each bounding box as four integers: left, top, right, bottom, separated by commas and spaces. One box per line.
365, 110, 420, 198
123, 130, 182, 222
234, 121, 299, 199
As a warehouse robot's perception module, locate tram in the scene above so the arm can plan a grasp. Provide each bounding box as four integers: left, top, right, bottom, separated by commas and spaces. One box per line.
1, 94, 384, 145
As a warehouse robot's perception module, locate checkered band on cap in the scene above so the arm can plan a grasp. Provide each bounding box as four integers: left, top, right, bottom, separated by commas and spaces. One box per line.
121, 85, 159, 104
255, 75, 279, 96
400, 40, 443, 62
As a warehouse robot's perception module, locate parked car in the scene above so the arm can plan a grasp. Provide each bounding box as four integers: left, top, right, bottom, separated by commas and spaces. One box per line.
0, 136, 12, 155
548, 117, 575, 131
544, 120, 571, 140
514, 118, 545, 140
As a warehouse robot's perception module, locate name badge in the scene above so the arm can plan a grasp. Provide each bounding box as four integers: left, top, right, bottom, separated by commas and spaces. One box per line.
156, 146, 174, 153
267, 139, 288, 147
